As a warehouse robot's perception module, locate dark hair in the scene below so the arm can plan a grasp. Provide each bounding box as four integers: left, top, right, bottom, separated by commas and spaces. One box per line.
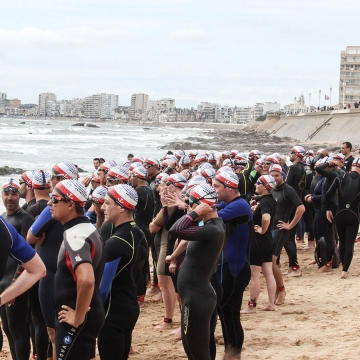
74, 202, 85, 215
93, 158, 100, 162
127, 153, 134, 158
166, 151, 173, 155
342, 142, 352, 150
99, 158, 105, 163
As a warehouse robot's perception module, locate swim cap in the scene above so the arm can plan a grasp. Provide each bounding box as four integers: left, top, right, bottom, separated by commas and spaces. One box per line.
32, 170, 52, 189
132, 155, 144, 164
174, 150, 186, 160
255, 159, 264, 167
217, 166, 234, 174
52, 161, 78, 180
306, 150, 314, 157
99, 160, 117, 173
257, 175, 276, 191
179, 155, 191, 167
222, 151, 231, 159
235, 152, 247, 160
266, 154, 280, 164
20, 170, 36, 187
187, 175, 207, 190
91, 170, 100, 183
195, 153, 207, 163
155, 172, 168, 184
166, 173, 187, 189
165, 154, 178, 163
269, 164, 283, 173
249, 150, 261, 158
2, 178, 21, 193
188, 150, 199, 158
334, 153, 345, 163
131, 165, 148, 179
107, 184, 138, 209
222, 159, 233, 167
108, 166, 129, 182
291, 146, 306, 159
189, 184, 218, 207
55, 180, 88, 206
352, 158, 360, 168
144, 157, 161, 170
90, 185, 108, 204
214, 171, 239, 189
315, 157, 328, 167
129, 162, 143, 172
230, 150, 239, 157
207, 153, 217, 164
199, 163, 213, 170
201, 168, 216, 183
305, 156, 314, 166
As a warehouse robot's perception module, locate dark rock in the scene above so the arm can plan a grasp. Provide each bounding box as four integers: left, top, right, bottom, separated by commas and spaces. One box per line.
0, 166, 25, 175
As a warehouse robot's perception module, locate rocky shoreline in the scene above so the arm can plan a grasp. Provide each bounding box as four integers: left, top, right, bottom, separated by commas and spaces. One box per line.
160, 128, 340, 154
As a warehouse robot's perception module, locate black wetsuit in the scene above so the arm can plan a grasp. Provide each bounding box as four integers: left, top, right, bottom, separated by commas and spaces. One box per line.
54, 216, 105, 360
311, 177, 325, 241
272, 183, 303, 267
236, 161, 252, 199
0, 209, 34, 360
134, 185, 154, 297
325, 171, 360, 271
0, 216, 36, 354
302, 168, 315, 240
170, 212, 225, 360
98, 221, 147, 360
250, 194, 275, 266
344, 155, 354, 172
285, 162, 306, 266
30, 203, 62, 359
316, 163, 343, 263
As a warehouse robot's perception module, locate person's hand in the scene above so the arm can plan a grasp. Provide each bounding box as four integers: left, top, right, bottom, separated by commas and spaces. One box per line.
149, 221, 161, 234
160, 189, 168, 206
193, 203, 213, 218
165, 255, 173, 263
277, 220, 291, 230
254, 225, 263, 234
169, 262, 177, 274
166, 192, 189, 210
251, 204, 258, 213
327, 160, 335, 167
249, 199, 257, 206
326, 210, 334, 223
58, 305, 88, 327
304, 195, 312, 203
81, 177, 91, 187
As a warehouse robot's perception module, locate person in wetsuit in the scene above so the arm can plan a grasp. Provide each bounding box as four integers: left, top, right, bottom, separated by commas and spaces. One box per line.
49, 179, 105, 360
325, 158, 360, 278
0, 216, 46, 352
169, 184, 225, 360
341, 141, 354, 171
27, 162, 79, 359
98, 184, 147, 360
0, 178, 35, 360
269, 164, 305, 305
19, 170, 36, 210
212, 170, 253, 359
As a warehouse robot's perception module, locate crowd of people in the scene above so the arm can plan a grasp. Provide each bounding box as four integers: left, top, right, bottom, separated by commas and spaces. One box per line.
0, 141, 359, 360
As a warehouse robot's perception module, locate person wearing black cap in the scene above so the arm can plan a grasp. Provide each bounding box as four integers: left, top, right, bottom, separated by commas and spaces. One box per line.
49, 179, 105, 360
1, 178, 35, 360
98, 184, 147, 360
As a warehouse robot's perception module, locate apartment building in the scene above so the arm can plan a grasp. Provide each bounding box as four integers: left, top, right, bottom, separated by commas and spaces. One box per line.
83, 93, 118, 118
130, 93, 149, 121
38, 92, 57, 116
339, 46, 360, 105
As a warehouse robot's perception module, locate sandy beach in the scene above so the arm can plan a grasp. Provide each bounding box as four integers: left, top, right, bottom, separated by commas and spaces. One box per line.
2, 239, 359, 360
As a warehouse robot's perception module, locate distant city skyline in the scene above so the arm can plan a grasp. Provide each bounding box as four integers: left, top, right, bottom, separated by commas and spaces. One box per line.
1, 1, 360, 107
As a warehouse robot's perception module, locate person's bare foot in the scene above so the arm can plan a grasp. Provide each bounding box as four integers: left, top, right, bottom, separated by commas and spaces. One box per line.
240, 306, 256, 314
318, 264, 332, 273
302, 240, 315, 250
275, 290, 286, 305
155, 321, 173, 330
138, 300, 145, 308
146, 286, 160, 297
287, 268, 302, 277
282, 267, 293, 275
171, 327, 182, 341
262, 304, 275, 311
308, 259, 316, 265
341, 271, 348, 279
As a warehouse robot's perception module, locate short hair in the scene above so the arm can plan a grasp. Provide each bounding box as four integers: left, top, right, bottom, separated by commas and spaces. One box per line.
127, 153, 134, 158
166, 151, 173, 155
99, 158, 105, 163
74, 202, 84, 215
93, 158, 100, 162
342, 142, 352, 150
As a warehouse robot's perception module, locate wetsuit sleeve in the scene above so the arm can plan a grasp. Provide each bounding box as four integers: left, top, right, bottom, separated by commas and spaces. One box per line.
311, 154, 323, 170
164, 207, 186, 231
30, 206, 57, 237
217, 199, 252, 224
285, 186, 303, 208
0, 217, 12, 280
170, 212, 217, 241
315, 163, 338, 182
0, 217, 36, 265
100, 258, 121, 303
260, 197, 271, 216
325, 177, 340, 210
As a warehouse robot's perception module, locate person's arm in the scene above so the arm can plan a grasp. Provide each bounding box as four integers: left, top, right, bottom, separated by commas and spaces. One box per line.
27, 206, 55, 245
217, 199, 252, 224
254, 213, 271, 235
165, 240, 188, 262
58, 263, 94, 326
277, 204, 305, 230
325, 177, 340, 223
0, 253, 46, 306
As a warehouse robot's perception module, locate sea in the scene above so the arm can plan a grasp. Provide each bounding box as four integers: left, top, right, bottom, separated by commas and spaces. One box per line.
0, 117, 209, 213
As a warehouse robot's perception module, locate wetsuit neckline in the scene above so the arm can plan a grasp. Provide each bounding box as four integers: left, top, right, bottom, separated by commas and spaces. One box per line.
226, 195, 241, 206
63, 216, 90, 230
114, 220, 135, 232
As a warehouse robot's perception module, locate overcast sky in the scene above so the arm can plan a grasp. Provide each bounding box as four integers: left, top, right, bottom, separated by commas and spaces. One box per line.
1, 0, 359, 108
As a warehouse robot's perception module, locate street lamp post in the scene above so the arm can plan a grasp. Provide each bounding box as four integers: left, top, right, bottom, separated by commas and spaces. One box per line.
309, 92, 311, 112
343, 82, 345, 108
318, 90, 321, 110
294, 97, 296, 114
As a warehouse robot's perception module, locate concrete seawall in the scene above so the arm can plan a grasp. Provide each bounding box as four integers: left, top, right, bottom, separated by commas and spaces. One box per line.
258, 109, 360, 145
